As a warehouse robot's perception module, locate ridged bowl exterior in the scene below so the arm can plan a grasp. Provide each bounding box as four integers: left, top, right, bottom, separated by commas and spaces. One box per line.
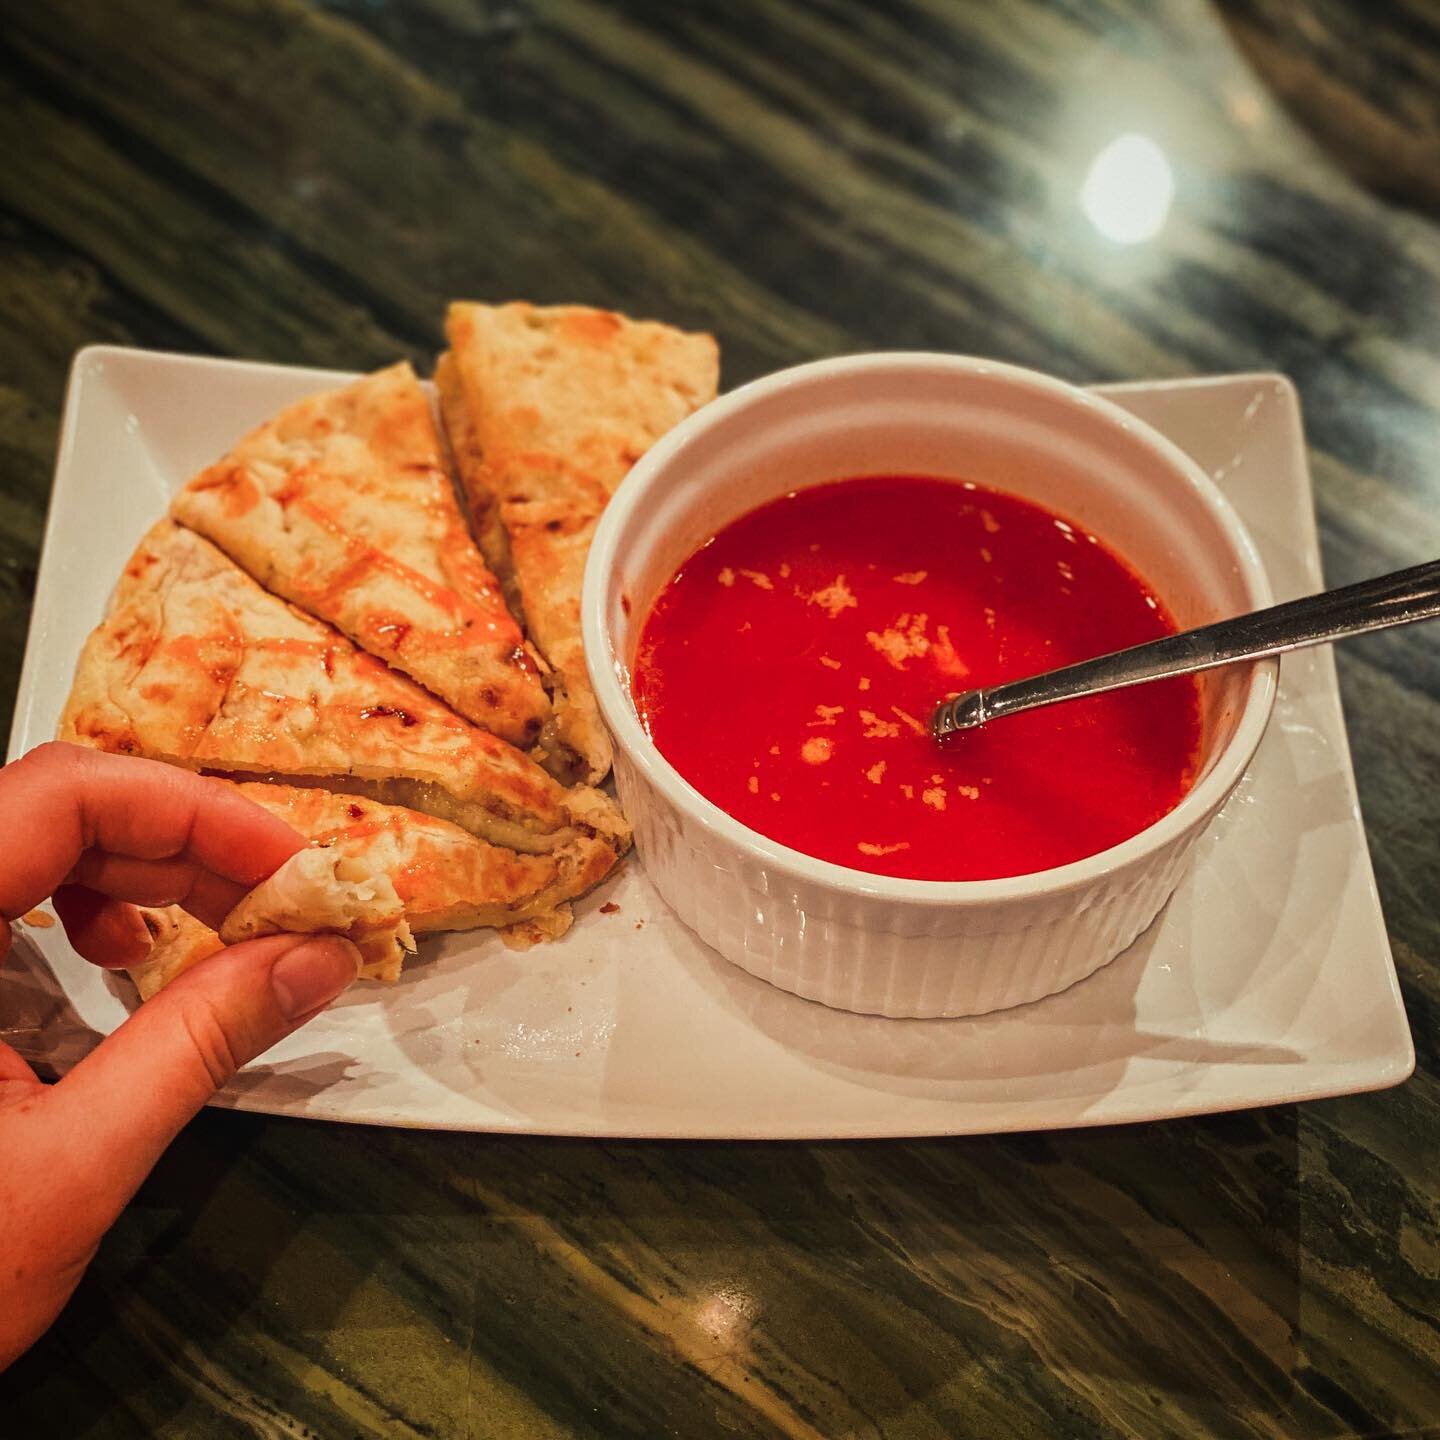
585, 354, 1276, 1020
615, 747, 1206, 1018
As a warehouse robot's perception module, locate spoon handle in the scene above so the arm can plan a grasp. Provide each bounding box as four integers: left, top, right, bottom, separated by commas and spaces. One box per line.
933, 558, 1440, 737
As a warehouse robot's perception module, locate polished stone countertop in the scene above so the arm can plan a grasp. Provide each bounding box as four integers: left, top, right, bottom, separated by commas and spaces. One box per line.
1, 1, 1438, 1434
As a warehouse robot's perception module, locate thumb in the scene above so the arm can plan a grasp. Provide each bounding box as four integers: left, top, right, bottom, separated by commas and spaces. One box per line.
42, 933, 359, 1214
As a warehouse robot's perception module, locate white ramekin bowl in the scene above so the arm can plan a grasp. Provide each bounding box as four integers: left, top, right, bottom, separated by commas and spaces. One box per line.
582, 354, 1276, 1018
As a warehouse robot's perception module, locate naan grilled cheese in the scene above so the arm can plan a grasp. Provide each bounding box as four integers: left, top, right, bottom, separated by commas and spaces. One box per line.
60, 521, 626, 857
439, 302, 719, 783
171, 363, 548, 747
127, 781, 621, 998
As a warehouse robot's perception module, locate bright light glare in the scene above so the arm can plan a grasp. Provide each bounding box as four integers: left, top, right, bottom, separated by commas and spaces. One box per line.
1080, 133, 1174, 244
694, 1285, 757, 1348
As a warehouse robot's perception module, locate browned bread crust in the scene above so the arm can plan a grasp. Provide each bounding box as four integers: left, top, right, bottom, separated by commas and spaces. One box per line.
441, 302, 719, 783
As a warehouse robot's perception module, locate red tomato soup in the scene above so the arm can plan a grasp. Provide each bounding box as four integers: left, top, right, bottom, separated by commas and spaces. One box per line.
632, 475, 1202, 882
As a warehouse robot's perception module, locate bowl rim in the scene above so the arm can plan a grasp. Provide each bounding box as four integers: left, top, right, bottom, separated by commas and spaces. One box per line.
582, 351, 1278, 906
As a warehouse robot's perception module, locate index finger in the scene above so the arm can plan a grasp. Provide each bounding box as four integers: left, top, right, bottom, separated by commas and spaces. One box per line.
0, 743, 304, 924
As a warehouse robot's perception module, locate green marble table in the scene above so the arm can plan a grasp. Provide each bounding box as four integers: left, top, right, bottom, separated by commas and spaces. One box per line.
2, 1, 1439, 1434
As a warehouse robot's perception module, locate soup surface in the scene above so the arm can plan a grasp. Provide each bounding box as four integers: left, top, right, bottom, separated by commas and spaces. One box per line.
631, 475, 1202, 881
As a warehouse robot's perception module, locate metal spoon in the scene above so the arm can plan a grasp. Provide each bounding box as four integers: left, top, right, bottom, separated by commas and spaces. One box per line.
931, 558, 1440, 739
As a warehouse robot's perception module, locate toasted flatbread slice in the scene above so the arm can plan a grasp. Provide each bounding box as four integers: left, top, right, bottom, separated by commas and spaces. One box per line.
60, 521, 625, 856
170, 363, 548, 748
126, 781, 621, 999
440, 302, 720, 784
221, 845, 415, 981
241, 781, 620, 933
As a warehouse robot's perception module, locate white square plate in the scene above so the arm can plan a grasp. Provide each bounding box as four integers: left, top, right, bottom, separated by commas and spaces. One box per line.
1, 349, 1414, 1137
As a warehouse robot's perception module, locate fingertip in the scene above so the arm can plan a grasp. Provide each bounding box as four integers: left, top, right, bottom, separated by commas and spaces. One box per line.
53, 885, 154, 968
267, 934, 361, 1020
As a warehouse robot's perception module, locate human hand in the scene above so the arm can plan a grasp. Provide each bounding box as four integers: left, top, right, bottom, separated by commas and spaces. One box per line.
0, 742, 360, 1371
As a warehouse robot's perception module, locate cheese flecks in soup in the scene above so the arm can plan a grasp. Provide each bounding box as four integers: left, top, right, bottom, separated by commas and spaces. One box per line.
632, 476, 1202, 882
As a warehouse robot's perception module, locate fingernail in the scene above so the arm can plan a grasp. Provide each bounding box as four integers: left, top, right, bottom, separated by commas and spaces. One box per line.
270, 936, 361, 1020
127, 908, 157, 960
